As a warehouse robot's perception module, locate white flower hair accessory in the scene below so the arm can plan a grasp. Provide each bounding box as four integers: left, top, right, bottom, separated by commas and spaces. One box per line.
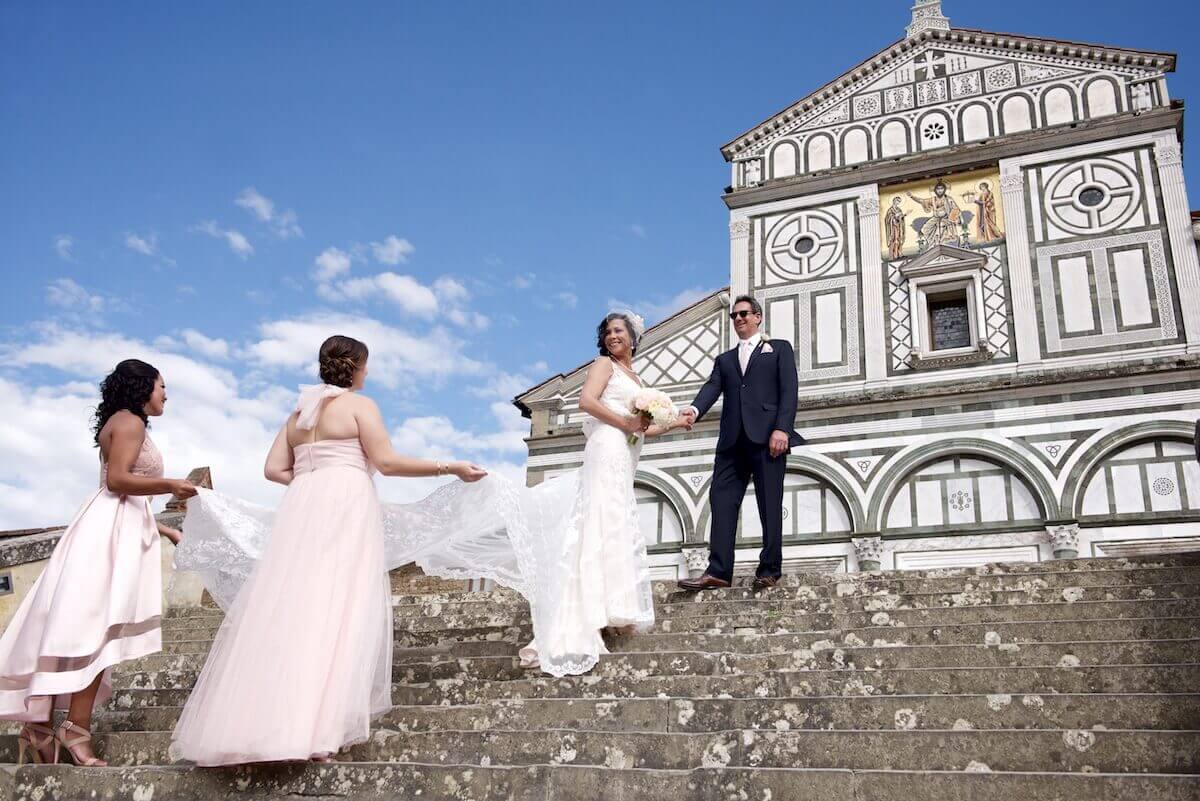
608, 308, 646, 341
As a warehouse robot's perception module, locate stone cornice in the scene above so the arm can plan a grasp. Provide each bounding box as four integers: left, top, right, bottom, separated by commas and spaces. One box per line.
720, 27, 1176, 161
723, 108, 1183, 210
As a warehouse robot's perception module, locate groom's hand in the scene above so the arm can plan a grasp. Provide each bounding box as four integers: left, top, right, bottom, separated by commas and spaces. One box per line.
769, 430, 790, 458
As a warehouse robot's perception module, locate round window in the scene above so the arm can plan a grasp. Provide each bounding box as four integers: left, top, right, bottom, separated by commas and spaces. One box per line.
791, 235, 817, 256
1077, 187, 1107, 208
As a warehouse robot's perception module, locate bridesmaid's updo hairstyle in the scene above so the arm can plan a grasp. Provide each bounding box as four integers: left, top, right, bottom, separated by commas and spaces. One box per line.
318, 335, 369, 388
92, 359, 160, 445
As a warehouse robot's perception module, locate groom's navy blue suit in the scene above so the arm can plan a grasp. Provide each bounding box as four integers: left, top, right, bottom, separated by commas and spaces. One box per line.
691, 338, 804, 581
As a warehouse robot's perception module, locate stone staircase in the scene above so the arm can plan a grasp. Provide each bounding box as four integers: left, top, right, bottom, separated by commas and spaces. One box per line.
4, 554, 1200, 799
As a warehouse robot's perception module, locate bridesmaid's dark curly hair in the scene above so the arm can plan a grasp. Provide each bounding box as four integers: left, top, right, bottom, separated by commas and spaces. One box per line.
92, 359, 160, 445
319, 335, 369, 388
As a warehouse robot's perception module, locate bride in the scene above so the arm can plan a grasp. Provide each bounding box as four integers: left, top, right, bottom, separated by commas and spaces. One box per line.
176, 311, 689, 690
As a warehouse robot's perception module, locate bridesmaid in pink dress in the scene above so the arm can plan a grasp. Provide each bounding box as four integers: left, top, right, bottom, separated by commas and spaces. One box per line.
170, 335, 486, 765
0, 359, 197, 765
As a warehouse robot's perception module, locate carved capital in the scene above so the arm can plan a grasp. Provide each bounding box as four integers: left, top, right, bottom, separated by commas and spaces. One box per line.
1000, 173, 1025, 193
852, 536, 884, 570
682, 547, 709, 578
1046, 523, 1081, 559
857, 197, 881, 218
729, 219, 751, 238
1156, 144, 1183, 168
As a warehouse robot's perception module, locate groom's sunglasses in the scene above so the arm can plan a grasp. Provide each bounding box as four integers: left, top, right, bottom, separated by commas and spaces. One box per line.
730, 310, 759, 320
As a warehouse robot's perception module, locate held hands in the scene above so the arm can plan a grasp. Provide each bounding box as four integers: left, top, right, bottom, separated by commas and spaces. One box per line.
768, 430, 790, 459
169, 480, 198, 500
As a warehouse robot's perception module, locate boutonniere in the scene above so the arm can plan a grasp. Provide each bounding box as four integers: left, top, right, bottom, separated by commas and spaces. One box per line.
760, 342, 774, 354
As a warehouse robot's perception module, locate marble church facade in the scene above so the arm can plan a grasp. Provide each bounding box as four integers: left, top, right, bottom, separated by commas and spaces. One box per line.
515, 1, 1200, 578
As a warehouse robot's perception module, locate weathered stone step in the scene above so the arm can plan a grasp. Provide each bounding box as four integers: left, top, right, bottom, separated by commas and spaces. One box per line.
395, 664, 1200, 705
154, 598, 1200, 647
105, 640, 1200, 691
9, 727, 1197, 773
89, 693, 1200, 736
9, 763, 1200, 801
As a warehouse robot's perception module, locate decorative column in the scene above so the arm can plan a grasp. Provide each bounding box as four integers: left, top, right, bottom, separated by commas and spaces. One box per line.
856, 189, 888, 383
730, 218, 752, 349
1047, 523, 1081, 560
997, 164, 1043, 367
852, 536, 884, 572
1151, 132, 1200, 350
682, 547, 709, 579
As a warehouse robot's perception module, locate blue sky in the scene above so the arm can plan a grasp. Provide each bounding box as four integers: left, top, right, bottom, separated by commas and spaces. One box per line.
1, 1, 1197, 526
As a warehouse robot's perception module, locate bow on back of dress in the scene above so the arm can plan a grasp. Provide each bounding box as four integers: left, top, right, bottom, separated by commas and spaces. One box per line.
295, 384, 349, 431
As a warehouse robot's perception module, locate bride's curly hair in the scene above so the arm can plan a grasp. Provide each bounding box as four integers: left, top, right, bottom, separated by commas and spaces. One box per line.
319, 335, 369, 388
92, 359, 160, 445
596, 312, 640, 356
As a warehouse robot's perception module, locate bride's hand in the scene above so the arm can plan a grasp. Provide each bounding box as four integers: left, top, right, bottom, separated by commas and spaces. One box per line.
451, 461, 488, 483
619, 415, 645, 435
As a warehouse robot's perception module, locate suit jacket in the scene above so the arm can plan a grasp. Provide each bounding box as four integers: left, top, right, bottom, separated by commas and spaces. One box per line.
691, 338, 805, 452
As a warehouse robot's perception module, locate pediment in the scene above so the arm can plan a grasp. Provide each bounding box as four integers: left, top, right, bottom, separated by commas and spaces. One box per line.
515, 289, 729, 407
898, 243, 986, 278
723, 28, 1173, 162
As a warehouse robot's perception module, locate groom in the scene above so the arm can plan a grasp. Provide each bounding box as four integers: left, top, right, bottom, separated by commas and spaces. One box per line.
678, 295, 804, 591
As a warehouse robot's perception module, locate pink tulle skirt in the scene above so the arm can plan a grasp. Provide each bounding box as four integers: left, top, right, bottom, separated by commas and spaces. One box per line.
170, 463, 391, 765
0, 489, 163, 722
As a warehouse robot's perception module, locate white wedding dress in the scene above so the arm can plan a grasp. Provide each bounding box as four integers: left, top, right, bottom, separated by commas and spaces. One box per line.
177, 369, 655, 678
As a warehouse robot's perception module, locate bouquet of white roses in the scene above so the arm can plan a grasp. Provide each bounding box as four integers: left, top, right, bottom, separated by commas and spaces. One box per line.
628, 388, 678, 445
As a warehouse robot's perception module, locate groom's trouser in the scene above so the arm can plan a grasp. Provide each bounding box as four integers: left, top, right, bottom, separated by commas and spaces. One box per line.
706, 431, 786, 581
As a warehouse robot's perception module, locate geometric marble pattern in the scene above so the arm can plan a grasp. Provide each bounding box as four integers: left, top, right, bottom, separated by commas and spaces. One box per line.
638, 313, 723, 387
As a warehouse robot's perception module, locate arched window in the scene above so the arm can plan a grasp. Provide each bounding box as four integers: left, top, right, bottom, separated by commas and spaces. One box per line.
1084, 77, 1120, 118
841, 127, 871, 165
879, 120, 910, 158
805, 134, 835, 172
959, 103, 993, 142
735, 471, 853, 544
770, 140, 799, 179
883, 456, 1044, 534
634, 486, 684, 551
1079, 439, 1200, 520
1041, 85, 1078, 127
1000, 95, 1035, 134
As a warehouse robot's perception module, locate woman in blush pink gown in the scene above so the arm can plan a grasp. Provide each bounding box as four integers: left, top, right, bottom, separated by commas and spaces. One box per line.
0, 359, 197, 766
170, 335, 486, 766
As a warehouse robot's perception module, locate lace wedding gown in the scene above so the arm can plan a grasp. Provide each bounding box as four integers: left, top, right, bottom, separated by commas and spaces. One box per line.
175, 370, 655, 683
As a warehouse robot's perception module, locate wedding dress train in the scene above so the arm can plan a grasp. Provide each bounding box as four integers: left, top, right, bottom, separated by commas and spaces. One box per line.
175, 369, 654, 684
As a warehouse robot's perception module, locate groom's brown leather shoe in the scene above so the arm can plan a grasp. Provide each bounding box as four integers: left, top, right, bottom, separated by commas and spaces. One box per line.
752, 575, 780, 590
677, 574, 731, 591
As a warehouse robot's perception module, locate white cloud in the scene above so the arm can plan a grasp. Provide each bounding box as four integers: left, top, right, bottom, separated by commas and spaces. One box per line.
181, 329, 230, 360
125, 232, 158, 257
54, 235, 74, 262
313, 247, 352, 282
510, 273, 535, 290
194, 221, 254, 259
321, 272, 439, 315
434, 277, 469, 304
235, 187, 302, 239
45, 278, 104, 313
608, 285, 717, 324
242, 312, 486, 390
629, 224, 647, 239
557, 291, 579, 309
446, 309, 490, 330
370, 235, 414, 266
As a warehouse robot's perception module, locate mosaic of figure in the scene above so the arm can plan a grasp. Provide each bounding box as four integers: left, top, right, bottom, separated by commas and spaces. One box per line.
963, 181, 1003, 241
885, 196, 908, 260
906, 179, 962, 250
879, 167, 1006, 260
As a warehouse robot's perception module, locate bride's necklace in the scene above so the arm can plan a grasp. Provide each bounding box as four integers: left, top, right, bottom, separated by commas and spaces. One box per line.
608, 356, 643, 386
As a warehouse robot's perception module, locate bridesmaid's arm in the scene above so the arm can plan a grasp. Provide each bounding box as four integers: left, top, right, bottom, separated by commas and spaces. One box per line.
104, 413, 191, 497
354, 397, 486, 481
157, 521, 182, 545
264, 424, 294, 485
